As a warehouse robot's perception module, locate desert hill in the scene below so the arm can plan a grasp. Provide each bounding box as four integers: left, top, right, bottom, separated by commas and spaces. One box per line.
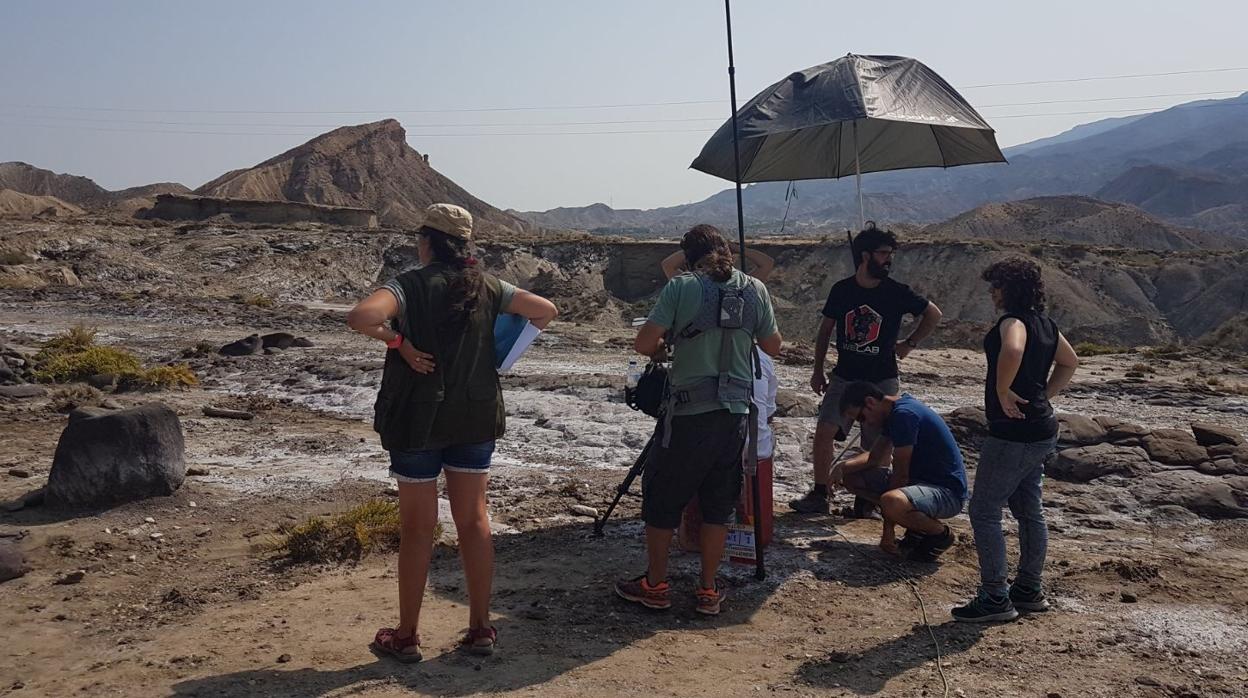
0, 190, 84, 218
0, 162, 109, 207
0, 162, 193, 216
924, 196, 1245, 251
195, 119, 529, 235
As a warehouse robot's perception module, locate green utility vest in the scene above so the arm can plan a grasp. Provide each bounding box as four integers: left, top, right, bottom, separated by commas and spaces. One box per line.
372, 265, 505, 451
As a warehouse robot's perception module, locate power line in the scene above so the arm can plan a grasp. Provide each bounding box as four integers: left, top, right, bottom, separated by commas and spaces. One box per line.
2, 99, 1244, 138
962, 66, 1248, 89
2, 88, 1240, 130
0, 112, 726, 129
0, 99, 725, 116
0, 66, 1245, 116
978, 89, 1243, 109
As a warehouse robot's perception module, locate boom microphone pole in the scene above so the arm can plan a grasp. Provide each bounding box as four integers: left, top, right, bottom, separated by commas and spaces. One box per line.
723, 0, 766, 581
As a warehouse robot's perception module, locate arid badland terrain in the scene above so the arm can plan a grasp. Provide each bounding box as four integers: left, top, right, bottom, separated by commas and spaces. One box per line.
2, 113, 1248, 698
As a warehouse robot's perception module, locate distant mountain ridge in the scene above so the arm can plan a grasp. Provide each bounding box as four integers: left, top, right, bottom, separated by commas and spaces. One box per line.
0, 162, 189, 215
519, 92, 1248, 238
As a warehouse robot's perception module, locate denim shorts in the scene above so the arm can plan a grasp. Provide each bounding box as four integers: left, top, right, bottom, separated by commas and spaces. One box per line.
859, 467, 965, 520
389, 441, 495, 484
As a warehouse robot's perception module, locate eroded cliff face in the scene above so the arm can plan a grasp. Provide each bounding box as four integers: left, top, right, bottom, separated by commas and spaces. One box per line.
2, 219, 1245, 349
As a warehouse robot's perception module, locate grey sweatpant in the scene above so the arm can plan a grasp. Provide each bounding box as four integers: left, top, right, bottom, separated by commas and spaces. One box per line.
969, 435, 1057, 597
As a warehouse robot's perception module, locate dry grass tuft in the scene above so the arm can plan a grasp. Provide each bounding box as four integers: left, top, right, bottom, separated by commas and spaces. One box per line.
33, 325, 198, 389
274, 500, 433, 564
1073, 341, 1131, 356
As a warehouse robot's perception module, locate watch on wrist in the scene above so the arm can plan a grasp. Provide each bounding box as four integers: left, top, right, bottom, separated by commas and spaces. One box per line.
386, 333, 404, 350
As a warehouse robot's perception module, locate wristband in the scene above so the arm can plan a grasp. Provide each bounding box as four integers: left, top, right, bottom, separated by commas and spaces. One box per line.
386, 333, 404, 350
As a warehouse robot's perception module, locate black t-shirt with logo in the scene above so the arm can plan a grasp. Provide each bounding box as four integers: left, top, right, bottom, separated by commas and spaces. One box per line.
821, 277, 929, 381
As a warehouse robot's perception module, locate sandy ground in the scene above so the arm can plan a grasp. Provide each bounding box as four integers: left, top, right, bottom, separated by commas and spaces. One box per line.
3, 302, 1248, 697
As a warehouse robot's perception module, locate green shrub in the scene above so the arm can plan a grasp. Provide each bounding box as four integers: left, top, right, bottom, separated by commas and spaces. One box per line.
1141, 343, 1184, 359
239, 293, 274, 308
33, 325, 198, 389
35, 325, 98, 361
35, 345, 142, 382
1073, 341, 1130, 356
129, 364, 199, 389
274, 500, 431, 564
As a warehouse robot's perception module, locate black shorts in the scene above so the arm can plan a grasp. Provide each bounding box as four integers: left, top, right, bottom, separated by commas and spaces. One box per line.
641, 410, 746, 529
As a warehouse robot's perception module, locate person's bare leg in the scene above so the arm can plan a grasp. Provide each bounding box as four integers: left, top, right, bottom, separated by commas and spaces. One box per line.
397, 480, 439, 637
697, 523, 729, 589
812, 421, 837, 487
841, 469, 883, 504
880, 490, 944, 535
646, 526, 675, 585
445, 470, 493, 629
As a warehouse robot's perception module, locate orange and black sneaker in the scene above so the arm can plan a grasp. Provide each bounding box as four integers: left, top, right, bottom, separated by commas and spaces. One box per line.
695, 583, 727, 616
614, 574, 671, 610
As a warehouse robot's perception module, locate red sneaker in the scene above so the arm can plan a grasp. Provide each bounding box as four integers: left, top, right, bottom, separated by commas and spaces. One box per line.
614, 574, 672, 610
695, 583, 727, 616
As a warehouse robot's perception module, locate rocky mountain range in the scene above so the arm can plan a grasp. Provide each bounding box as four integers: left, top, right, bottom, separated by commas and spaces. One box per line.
518, 92, 1248, 238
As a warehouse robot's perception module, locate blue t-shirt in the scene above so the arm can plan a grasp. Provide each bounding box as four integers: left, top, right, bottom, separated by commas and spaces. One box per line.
887, 394, 968, 500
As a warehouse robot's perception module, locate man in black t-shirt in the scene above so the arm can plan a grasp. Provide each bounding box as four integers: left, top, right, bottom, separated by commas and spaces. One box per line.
790, 224, 943, 515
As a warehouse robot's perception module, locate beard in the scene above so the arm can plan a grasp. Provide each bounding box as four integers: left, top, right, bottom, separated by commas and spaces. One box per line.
867, 258, 892, 279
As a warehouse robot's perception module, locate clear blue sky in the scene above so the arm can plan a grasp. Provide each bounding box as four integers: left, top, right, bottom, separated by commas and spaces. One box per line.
2, 0, 1245, 211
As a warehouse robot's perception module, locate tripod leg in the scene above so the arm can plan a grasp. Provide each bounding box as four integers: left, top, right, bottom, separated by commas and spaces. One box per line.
594, 436, 654, 535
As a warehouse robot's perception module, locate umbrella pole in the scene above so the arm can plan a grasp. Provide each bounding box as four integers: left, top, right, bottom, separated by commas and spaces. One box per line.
853, 120, 864, 230
722, 0, 765, 582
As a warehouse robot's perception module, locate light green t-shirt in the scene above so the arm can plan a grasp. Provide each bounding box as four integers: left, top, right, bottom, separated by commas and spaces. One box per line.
648, 269, 778, 416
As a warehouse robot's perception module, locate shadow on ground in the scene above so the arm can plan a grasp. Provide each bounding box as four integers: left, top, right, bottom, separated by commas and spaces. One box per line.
169, 517, 794, 697
795, 620, 989, 694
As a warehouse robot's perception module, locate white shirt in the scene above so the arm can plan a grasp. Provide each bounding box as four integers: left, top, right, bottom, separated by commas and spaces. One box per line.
753, 350, 778, 459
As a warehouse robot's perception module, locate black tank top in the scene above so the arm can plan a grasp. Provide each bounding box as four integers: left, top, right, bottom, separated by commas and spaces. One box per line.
984, 311, 1059, 442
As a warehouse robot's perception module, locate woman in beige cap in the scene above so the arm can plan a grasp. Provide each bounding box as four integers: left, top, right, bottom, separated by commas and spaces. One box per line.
348, 203, 558, 661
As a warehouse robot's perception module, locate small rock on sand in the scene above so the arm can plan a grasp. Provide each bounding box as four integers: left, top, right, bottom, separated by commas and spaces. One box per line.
570, 504, 598, 518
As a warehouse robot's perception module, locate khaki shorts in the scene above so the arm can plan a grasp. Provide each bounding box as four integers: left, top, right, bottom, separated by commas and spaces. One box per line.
817, 375, 901, 450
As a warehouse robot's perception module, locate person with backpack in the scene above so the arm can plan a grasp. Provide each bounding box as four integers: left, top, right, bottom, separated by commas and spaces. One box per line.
953, 258, 1079, 623
662, 246, 779, 552
347, 203, 558, 661
615, 224, 782, 616
790, 224, 943, 517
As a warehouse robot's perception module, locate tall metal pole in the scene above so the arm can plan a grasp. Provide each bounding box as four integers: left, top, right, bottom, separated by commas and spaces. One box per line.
853, 120, 865, 230
723, 0, 765, 581
725, 0, 747, 272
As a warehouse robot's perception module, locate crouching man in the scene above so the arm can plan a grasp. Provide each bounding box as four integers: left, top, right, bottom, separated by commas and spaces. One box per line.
836, 382, 967, 562
614, 224, 782, 616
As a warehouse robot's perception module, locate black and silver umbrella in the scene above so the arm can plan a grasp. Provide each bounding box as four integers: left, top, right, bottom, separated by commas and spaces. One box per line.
692, 51, 1006, 228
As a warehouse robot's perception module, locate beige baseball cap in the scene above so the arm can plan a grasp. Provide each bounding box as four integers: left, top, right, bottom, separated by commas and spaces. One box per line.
421, 203, 473, 240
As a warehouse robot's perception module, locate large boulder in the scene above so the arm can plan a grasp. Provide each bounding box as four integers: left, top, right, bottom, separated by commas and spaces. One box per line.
0, 541, 29, 583
1104, 421, 1150, 446
1047, 443, 1157, 482
46, 404, 186, 509
943, 406, 988, 448
1190, 422, 1244, 447
774, 388, 819, 418
219, 334, 262, 357
1129, 470, 1248, 519
1197, 459, 1248, 476
1142, 429, 1208, 466
1057, 414, 1108, 446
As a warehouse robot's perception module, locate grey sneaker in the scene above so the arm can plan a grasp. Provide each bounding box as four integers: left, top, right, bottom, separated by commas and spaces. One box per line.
789, 489, 830, 514
1009, 583, 1050, 612
952, 592, 1019, 623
